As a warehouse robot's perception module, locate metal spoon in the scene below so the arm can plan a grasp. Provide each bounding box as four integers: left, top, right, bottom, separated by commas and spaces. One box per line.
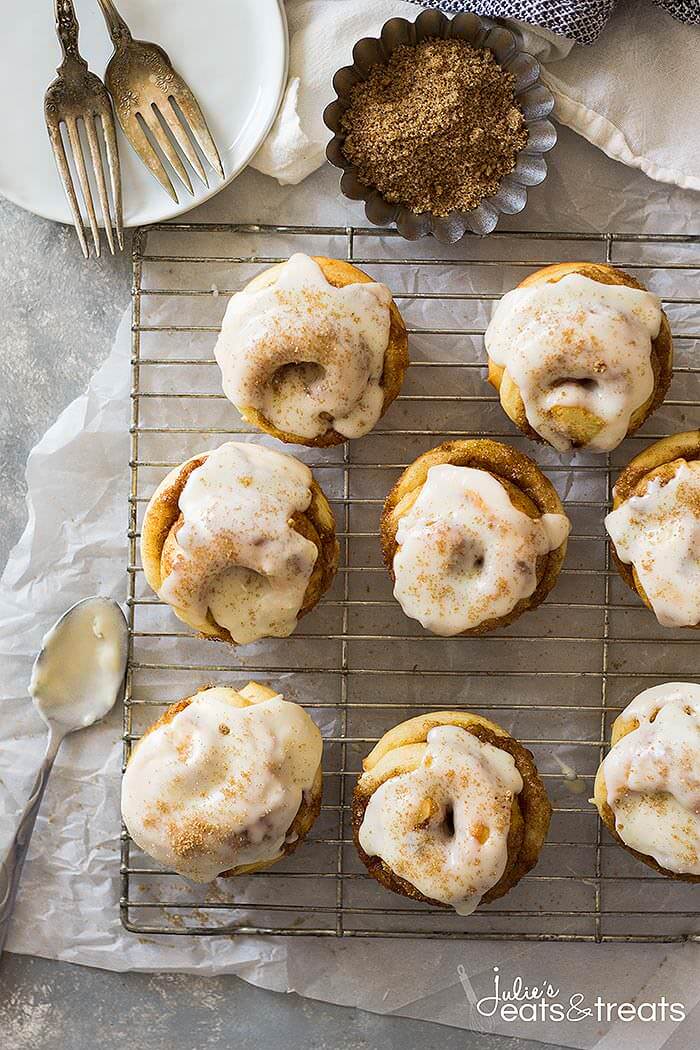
0, 597, 128, 955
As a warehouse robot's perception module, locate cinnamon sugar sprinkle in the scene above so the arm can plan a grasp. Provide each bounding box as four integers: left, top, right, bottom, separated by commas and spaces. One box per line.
169, 818, 219, 858
340, 38, 528, 217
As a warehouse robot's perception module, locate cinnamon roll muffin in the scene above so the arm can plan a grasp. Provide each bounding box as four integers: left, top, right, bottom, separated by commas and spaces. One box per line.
122, 682, 323, 880
593, 683, 700, 881
485, 262, 673, 452
213, 253, 409, 447
605, 431, 700, 628
381, 439, 570, 635
140, 441, 338, 644
352, 711, 551, 913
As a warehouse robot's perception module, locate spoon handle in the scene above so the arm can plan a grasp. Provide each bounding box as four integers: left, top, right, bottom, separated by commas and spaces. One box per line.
0, 730, 62, 956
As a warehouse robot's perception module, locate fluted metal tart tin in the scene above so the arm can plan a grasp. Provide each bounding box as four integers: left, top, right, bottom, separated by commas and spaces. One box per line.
323, 9, 557, 243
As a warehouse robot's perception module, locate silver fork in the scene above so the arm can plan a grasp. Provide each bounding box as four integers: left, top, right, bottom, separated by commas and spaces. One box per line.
96, 0, 224, 203
44, 0, 123, 258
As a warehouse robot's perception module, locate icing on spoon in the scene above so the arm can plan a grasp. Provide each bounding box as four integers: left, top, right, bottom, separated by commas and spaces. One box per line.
0, 597, 127, 954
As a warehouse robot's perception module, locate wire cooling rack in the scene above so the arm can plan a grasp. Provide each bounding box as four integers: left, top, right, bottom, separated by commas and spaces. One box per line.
121, 223, 700, 942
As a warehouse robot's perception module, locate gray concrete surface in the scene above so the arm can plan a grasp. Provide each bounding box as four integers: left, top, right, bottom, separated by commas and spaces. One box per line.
0, 954, 560, 1050
0, 189, 570, 1049
0, 195, 132, 566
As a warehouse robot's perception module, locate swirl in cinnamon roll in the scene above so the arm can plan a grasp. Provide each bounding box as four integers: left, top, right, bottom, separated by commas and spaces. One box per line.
381, 440, 570, 635
485, 263, 672, 452
353, 711, 551, 912
605, 431, 700, 628
140, 441, 338, 644
593, 683, 700, 880
122, 682, 323, 881
213, 253, 409, 447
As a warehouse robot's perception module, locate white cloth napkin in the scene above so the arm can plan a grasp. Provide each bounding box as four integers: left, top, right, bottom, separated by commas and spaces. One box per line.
251, 0, 700, 193
539, 0, 700, 191
407, 0, 700, 45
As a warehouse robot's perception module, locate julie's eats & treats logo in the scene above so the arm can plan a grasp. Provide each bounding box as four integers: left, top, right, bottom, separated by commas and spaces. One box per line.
457, 965, 685, 1026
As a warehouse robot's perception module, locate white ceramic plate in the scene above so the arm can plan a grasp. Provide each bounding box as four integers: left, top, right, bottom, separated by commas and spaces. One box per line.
1, 0, 288, 226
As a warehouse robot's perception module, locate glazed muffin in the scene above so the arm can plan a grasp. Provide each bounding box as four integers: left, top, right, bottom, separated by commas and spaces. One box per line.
122, 682, 323, 879
605, 430, 700, 628
352, 711, 551, 913
485, 262, 673, 452
213, 253, 409, 447
593, 683, 700, 881
380, 439, 570, 635
140, 440, 338, 644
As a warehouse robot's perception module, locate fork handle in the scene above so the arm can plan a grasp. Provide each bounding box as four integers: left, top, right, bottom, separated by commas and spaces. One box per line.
0, 728, 63, 957
96, 0, 133, 49
54, 0, 86, 65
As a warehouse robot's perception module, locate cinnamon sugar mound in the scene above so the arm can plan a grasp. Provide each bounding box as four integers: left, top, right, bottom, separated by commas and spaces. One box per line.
340, 38, 528, 217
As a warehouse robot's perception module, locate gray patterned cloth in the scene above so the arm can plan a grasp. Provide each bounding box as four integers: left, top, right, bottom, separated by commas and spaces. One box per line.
409, 0, 700, 44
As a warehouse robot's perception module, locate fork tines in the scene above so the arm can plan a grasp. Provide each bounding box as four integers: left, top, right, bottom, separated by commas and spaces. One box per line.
110, 73, 225, 204
45, 74, 124, 259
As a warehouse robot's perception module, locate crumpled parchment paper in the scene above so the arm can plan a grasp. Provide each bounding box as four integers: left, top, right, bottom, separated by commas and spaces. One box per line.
2, 131, 700, 1049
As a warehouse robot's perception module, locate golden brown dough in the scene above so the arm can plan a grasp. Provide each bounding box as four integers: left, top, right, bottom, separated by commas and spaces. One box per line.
487, 262, 673, 450
230, 255, 409, 447
352, 710, 551, 908
607, 430, 700, 624
380, 438, 569, 634
130, 682, 323, 877
140, 449, 338, 644
593, 699, 700, 882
